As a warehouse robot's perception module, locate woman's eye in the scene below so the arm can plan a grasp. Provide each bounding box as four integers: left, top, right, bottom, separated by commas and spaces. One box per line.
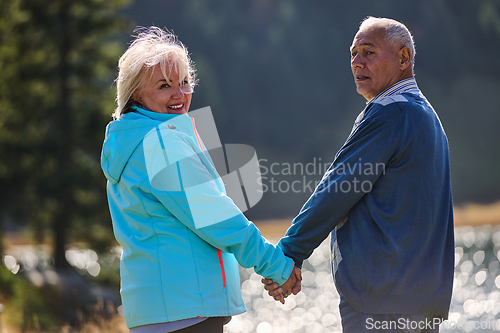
181, 79, 189, 86
160, 83, 171, 89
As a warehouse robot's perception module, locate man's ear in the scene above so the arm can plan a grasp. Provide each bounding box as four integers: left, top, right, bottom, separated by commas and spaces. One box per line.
399, 46, 411, 71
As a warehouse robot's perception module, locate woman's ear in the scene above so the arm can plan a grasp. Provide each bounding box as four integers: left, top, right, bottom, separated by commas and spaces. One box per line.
399, 47, 411, 70
131, 90, 142, 103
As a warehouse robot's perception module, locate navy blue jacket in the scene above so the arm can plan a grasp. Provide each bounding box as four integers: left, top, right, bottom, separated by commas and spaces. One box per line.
278, 87, 454, 318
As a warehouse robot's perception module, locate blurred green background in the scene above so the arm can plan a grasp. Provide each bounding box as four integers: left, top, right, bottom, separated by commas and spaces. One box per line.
2, 0, 500, 274
0, 0, 499, 331
124, 0, 500, 219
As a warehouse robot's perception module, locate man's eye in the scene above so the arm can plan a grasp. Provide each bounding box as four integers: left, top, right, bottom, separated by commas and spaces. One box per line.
366, 51, 374, 55
351, 52, 357, 58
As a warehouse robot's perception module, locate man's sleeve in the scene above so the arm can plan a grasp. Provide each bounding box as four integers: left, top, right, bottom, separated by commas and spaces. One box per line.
278, 113, 398, 268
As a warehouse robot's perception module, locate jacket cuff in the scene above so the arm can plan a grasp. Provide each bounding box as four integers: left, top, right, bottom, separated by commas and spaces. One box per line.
277, 241, 304, 270
277, 258, 295, 285
292, 258, 303, 270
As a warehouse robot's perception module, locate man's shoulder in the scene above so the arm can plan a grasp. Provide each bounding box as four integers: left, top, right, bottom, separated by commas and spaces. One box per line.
371, 91, 424, 108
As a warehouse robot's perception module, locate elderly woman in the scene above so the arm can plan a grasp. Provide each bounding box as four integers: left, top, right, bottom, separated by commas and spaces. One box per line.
100, 27, 300, 333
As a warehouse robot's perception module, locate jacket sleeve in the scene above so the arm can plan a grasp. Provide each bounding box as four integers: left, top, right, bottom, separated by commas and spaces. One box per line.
143, 129, 294, 286
278, 109, 399, 268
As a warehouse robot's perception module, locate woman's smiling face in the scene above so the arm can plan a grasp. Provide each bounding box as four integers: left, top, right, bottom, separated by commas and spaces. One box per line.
133, 62, 192, 115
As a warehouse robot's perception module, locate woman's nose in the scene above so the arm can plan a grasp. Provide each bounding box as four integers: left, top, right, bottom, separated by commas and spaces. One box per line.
171, 85, 185, 98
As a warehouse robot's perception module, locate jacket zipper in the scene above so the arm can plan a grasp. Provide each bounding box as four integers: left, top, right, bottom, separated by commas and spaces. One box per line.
191, 117, 226, 288
191, 118, 203, 152
217, 249, 226, 288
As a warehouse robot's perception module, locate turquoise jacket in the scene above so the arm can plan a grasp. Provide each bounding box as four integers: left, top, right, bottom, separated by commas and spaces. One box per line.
100, 107, 293, 329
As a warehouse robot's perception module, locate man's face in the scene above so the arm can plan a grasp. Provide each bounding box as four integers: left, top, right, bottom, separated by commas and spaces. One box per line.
350, 26, 405, 101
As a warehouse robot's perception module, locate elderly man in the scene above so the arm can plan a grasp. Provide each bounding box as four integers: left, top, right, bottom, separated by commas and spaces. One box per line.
264, 17, 454, 332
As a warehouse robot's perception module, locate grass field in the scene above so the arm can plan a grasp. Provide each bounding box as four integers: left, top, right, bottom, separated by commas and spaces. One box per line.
254, 200, 500, 238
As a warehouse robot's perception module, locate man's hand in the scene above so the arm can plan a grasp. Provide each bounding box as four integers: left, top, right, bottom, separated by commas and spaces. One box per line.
261, 266, 302, 304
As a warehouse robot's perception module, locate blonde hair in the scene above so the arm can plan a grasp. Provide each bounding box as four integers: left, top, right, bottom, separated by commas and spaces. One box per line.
360, 17, 416, 71
113, 27, 197, 120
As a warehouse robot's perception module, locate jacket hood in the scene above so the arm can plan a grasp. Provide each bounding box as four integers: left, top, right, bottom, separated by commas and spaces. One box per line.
101, 108, 185, 184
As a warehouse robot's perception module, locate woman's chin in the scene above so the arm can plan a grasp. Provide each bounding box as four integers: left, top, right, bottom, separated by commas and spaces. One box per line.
167, 108, 188, 114
155, 107, 187, 115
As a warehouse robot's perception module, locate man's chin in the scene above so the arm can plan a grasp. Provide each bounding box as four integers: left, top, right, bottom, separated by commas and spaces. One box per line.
354, 86, 373, 100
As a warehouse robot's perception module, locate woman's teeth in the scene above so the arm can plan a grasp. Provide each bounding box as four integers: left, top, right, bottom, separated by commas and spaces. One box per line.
169, 104, 183, 109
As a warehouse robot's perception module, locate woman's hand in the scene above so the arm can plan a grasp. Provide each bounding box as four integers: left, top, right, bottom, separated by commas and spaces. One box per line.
261, 266, 302, 304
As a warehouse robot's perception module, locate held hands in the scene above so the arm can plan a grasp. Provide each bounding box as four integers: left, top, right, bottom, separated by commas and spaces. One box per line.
261, 266, 302, 304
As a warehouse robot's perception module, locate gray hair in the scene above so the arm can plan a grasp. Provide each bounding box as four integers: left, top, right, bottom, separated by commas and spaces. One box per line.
360, 17, 416, 70
113, 27, 197, 120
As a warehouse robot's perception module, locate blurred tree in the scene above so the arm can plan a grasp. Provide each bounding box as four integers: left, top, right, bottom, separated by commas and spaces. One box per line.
0, 0, 130, 266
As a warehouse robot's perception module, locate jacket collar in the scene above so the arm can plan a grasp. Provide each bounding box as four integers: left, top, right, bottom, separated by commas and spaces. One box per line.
131, 104, 188, 122
368, 78, 421, 105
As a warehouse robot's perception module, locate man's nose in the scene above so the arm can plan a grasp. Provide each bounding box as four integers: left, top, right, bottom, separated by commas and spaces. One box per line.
351, 54, 364, 68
